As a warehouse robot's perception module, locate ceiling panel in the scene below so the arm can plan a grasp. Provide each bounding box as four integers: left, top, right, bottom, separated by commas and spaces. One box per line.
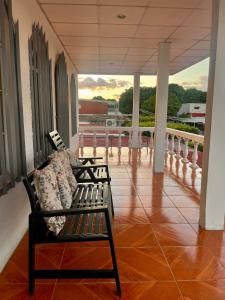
100, 37, 132, 47
100, 24, 137, 37
191, 40, 210, 49
171, 26, 210, 39
99, 0, 149, 6
183, 49, 209, 57
142, 8, 191, 26
100, 47, 128, 54
131, 38, 162, 48
66, 46, 99, 54
39, 0, 212, 75
136, 26, 176, 38
127, 48, 156, 55
182, 9, 211, 27
124, 55, 150, 62
39, 0, 97, 3
100, 54, 125, 60
60, 36, 99, 46
53, 23, 98, 36
41, 4, 97, 23
99, 6, 145, 24
149, 0, 201, 9
71, 54, 99, 61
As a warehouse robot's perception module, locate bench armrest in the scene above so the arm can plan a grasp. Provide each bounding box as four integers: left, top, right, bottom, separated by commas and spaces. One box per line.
72, 164, 110, 182
78, 157, 104, 165
79, 157, 103, 160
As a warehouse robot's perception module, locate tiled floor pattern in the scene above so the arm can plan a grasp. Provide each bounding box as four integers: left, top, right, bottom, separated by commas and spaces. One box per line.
1, 148, 225, 299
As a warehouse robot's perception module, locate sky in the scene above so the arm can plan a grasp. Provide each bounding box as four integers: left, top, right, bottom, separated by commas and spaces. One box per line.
78, 58, 209, 101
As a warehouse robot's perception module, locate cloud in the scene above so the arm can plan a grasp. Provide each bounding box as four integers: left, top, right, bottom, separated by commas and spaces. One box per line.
79, 77, 130, 90
181, 75, 208, 91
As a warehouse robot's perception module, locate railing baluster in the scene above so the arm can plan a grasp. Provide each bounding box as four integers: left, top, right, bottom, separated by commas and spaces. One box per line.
105, 129, 109, 149
169, 134, 175, 155
150, 131, 154, 149
165, 133, 169, 153
118, 130, 122, 149
80, 131, 84, 149
128, 131, 131, 148
175, 137, 181, 159
182, 138, 189, 163
93, 130, 96, 149
139, 130, 142, 148
191, 142, 199, 169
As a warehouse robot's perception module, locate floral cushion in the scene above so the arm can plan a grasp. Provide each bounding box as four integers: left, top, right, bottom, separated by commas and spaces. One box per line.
33, 164, 65, 235
50, 156, 72, 209
51, 150, 77, 193
66, 149, 81, 167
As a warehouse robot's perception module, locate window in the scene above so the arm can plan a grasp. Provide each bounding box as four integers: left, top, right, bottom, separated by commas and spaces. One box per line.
55, 53, 69, 147
70, 74, 78, 135
29, 24, 53, 167
0, 0, 26, 195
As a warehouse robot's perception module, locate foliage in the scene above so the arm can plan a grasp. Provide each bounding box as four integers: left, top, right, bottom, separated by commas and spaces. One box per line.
118, 84, 207, 115
178, 113, 190, 118
123, 119, 200, 135
92, 96, 116, 102
119, 87, 156, 114
166, 122, 200, 134
93, 95, 105, 100
140, 93, 182, 116
183, 88, 206, 103
169, 84, 185, 102
188, 141, 204, 152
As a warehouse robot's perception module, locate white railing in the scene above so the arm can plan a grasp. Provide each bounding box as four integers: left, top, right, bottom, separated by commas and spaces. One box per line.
79, 126, 204, 169
166, 128, 204, 169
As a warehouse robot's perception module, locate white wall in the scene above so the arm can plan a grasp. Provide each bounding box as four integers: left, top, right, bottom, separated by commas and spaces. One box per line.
0, 0, 79, 271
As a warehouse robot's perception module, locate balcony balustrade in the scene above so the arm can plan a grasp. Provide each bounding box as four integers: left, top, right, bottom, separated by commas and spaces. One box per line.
79, 126, 204, 170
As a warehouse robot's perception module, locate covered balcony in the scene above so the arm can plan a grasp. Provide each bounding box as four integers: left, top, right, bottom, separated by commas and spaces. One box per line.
1, 0, 225, 299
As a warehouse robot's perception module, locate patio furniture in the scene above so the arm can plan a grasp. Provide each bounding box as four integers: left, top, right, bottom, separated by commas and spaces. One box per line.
48, 130, 103, 165
48, 130, 111, 185
23, 161, 121, 295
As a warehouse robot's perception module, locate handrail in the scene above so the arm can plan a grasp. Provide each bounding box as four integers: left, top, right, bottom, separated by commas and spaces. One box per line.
166, 128, 204, 144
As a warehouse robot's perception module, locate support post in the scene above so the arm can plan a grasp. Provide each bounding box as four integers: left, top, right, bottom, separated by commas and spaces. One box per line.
153, 43, 170, 172
131, 74, 140, 148
200, 0, 225, 230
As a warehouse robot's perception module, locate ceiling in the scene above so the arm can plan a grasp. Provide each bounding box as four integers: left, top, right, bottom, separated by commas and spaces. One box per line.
37, 0, 212, 75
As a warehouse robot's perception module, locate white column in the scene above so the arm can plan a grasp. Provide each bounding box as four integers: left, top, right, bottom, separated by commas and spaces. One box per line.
131, 74, 140, 148
153, 43, 170, 172
200, 0, 225, 230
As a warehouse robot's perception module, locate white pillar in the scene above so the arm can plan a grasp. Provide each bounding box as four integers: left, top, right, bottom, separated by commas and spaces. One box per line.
200, 0, 225, 230
153, 43, 170, 172
131, 74, 140, 148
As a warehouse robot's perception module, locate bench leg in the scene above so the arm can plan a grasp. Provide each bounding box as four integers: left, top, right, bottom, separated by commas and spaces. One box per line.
28, 239, 35, 294
110, 190, 114, 216
28, 219, 35, 295
105, 211, 121, 295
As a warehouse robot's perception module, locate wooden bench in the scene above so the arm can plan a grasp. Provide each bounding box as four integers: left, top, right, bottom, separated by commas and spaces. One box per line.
47, 130, 112, 185
23, 161, 121, 295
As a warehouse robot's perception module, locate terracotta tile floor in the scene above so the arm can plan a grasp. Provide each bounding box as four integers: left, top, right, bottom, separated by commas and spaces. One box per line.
1, 148, 225, 299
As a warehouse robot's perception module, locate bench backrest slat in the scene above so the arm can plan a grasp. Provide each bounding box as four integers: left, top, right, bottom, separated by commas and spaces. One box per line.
47, 130, 66, 151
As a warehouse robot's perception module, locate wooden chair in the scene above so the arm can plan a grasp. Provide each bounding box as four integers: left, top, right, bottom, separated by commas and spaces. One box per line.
23, 161, 121, 295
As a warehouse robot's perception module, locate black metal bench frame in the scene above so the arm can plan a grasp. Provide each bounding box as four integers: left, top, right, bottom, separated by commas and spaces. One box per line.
23, 162, 121, 295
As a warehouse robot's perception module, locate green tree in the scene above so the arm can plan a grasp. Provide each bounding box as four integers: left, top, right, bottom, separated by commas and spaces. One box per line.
141, 95, 155, 113
119, 87, 155, 114
93, 95, 105, 100
169, 84, 185, 102
140, 93, 181, 116
183, 88, 206, 103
